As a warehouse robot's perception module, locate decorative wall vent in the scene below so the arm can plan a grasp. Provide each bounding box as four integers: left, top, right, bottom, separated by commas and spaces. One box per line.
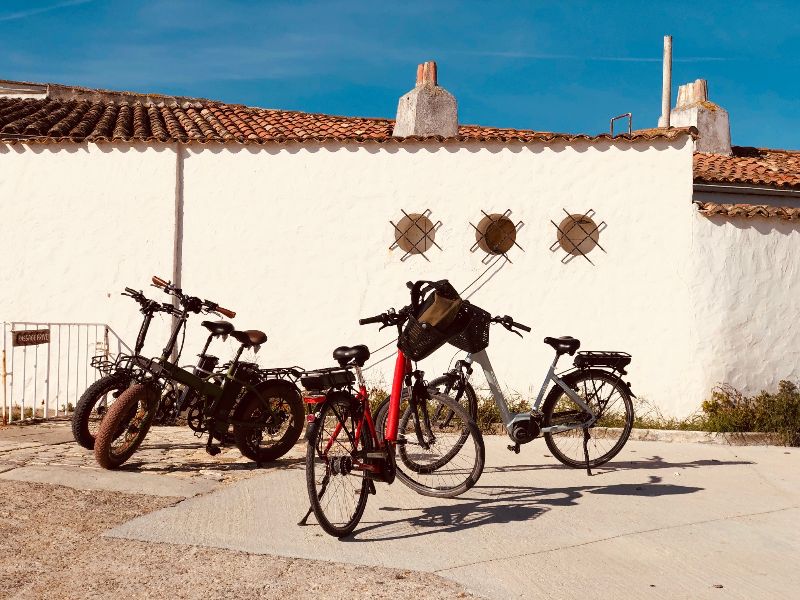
470, 209, 525, 264
550, 209, 606, 265
390, 209, 442, 261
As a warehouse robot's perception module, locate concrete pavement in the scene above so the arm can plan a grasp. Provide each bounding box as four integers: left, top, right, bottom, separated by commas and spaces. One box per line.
107, 437, 800, 599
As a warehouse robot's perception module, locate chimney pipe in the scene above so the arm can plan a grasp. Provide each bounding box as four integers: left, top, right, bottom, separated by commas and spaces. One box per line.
393, 60, 458, 138
658, 35, 672, 128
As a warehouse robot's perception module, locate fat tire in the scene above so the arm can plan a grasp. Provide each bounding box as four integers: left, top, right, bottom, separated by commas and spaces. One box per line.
306, 394, 371, 537
542, 369, 634, 469
71, 372, 131, 450
93, 383, 158, 470
233, 380, 305, 463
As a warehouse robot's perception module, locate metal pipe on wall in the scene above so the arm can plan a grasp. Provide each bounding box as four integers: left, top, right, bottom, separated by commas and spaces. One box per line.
659, 35, 673, 128
171, 143, 184, 362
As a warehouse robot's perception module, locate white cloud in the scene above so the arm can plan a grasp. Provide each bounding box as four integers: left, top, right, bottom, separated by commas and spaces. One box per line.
0, 0, 92, 24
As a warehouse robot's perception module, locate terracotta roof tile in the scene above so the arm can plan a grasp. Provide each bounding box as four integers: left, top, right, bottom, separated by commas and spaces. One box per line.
696, 202, 800, 220
694, 147, 800, 190
0, 96, 692, 147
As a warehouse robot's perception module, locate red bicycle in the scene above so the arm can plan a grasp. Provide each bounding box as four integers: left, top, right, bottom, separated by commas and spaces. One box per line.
301, 289, 485, 537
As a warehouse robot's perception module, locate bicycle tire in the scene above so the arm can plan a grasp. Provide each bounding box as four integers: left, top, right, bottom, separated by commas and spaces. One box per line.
233, 380, 304, 463
306, 392, 371, 537
71, 372, 131, 450
542, 369, 634, 469
395, 393, 484, 498
93, 383, 158, 469
372, 375, 478, 441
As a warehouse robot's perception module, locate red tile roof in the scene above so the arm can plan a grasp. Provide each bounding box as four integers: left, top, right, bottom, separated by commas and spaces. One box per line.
0, 96, 692, 146
696, 202, 800, 220
694, 147, 800, 190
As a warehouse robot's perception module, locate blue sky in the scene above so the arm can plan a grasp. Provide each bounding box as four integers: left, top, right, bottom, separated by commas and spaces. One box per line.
1, 0, 798, 149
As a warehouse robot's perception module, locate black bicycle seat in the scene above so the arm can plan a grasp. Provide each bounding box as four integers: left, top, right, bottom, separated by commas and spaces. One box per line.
543, 336, 581, 356
201, 320, 234, 337
231, 329, 268, 348
333, 345, 370, 367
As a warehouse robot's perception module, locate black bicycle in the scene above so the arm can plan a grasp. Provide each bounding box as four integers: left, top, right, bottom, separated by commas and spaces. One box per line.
71, 287, 181, 449
93, 276, 305, 469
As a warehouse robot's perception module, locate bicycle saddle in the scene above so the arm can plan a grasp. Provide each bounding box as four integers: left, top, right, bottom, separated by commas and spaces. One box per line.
333, 345, 370, 367
201, 320, 234, 337
544, 336, 581, 356
231, 329, 268, 348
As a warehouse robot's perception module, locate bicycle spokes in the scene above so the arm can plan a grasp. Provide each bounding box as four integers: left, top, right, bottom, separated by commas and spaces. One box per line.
305, 395, 371, 537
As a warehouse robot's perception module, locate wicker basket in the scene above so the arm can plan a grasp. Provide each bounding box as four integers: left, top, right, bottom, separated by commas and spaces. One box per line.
449, 303, 492, 353
398, 302, 472, 361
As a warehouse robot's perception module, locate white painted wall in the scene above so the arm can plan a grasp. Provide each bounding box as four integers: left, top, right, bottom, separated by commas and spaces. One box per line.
0, 142, 176, 356
179, 138, 697, 414
690, 211, 800, 399
18, 137, 780, 417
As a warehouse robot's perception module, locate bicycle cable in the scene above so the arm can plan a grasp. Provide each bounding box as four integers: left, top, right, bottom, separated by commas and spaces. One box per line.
364, 256, 506, 372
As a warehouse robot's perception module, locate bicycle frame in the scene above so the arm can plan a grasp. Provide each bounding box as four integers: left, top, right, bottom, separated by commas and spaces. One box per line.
134, 304, 278, 434
467, 349, 597, 436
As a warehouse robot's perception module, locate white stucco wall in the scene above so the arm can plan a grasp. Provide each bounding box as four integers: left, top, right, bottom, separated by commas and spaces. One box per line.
179, 138, 696, 414
691, 210, 800, 399
3, 137, 715, 415
0, 142, 176, 355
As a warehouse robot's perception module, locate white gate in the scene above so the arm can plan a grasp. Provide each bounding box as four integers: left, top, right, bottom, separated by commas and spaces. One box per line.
2, 322, 131, 424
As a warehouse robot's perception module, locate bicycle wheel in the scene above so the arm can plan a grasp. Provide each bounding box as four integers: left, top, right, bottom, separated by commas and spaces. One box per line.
233, 380, 305, 463
395, 393, 484, 498
94, 383, 159, 469
306, 391, 371, 537
542, 369, 634, 469
372, 375, 478, 441
71, 372, 131, 449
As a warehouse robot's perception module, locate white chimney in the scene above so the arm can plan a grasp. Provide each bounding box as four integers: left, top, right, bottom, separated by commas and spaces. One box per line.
393, 61, 458, 138
670, 79, 732, 155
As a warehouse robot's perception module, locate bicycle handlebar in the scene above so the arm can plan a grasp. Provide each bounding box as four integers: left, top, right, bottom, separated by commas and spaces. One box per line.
359, 306, 410, 328
359, 314, 385, 326
150, 276, 235, 318
492, 315, 531, 335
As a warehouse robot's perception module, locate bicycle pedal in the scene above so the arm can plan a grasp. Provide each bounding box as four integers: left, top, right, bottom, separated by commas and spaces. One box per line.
507, 443, 521, 454
205, 444, 221, 456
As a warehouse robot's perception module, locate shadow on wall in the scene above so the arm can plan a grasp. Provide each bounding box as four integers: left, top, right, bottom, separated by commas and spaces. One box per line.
702, 214, 800, 235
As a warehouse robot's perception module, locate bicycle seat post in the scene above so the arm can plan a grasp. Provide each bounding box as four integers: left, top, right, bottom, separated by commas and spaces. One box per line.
353, 365, 366, 389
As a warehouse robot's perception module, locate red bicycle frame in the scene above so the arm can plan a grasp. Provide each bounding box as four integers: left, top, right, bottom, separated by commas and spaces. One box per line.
309, 349, 411, 471
385, 350, 411, 443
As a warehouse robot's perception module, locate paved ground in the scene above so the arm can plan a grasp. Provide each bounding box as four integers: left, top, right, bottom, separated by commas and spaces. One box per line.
0, 422, 472, 599
107, 437, 800, 600
0, 420, 286, 486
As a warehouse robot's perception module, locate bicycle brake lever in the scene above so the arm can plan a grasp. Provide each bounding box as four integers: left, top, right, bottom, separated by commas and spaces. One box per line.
502, 321, 523, 338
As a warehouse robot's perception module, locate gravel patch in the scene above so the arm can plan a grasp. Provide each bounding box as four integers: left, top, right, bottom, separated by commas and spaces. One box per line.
0, 480, 475, 599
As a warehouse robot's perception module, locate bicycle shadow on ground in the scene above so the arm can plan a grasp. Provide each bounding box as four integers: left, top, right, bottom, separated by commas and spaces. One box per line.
485, 455, 753, 476
344, 475, 701, 543
119, 456, 305, 474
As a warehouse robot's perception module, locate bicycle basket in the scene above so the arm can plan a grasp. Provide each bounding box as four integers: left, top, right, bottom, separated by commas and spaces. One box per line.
398, 279, 471, 361
90, 354, 115, 375
449, 303, 492, 353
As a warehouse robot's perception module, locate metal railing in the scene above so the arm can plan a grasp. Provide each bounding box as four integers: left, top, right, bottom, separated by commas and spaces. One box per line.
2, 322, 131, 424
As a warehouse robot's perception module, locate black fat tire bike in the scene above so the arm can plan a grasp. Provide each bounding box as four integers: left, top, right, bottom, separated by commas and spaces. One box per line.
93, 276, 304, 469
71, 287, 178, 450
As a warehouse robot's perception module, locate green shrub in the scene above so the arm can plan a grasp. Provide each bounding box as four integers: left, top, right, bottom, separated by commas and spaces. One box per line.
702, 381, 800, 446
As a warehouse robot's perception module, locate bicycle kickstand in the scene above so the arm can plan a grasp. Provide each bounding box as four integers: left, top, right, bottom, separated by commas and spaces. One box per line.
582, 427, 592, 476
298, 505, 314, 526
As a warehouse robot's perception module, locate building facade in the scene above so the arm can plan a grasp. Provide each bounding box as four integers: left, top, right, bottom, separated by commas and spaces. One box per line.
1, 70, 797, 416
